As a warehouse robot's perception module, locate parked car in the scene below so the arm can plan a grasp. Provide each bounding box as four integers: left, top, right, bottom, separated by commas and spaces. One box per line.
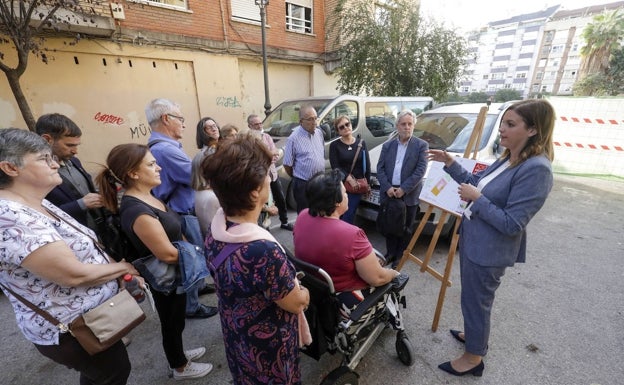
264, 95, 435, 208
358, 101, 517, 237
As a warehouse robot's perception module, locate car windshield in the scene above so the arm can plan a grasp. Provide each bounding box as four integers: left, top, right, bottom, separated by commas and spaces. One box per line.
264, 99, 333, 138
412, 112, 498, 152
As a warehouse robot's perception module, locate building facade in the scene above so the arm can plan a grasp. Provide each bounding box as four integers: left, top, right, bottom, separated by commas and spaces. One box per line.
458, 1, 624, 99
0, 0, 342, 168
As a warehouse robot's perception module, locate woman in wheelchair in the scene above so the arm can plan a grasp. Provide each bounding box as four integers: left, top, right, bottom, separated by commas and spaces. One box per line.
293, 169, 400, 317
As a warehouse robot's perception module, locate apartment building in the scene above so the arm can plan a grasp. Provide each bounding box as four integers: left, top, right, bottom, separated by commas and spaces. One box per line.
459, 6, 560, 99
458, 1, 624, 99
532, 1, 624, 95
0, 0, 340, 166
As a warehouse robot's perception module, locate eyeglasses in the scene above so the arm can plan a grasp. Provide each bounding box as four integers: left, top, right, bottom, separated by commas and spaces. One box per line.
337, 121, 351, 131
167, 114, 185, 124
301, 116, 319, 122
205, 123, 219, 130
41, 153, 59, 167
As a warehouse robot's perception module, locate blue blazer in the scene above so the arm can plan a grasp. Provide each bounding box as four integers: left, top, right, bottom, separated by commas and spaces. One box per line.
445, 155, 553, 267
45, 157, 100, 228
377, 137, 428, 207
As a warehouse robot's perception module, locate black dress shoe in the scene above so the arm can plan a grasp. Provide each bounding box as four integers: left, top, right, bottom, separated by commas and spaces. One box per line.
198, 284, 216, 295
280, 223, 294, 231
186, 304, 219, 319
438, 361, 484, 377
450, 329, 465, 343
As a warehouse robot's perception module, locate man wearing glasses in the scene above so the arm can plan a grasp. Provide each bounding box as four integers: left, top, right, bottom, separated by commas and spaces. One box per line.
282, 105, 325, 214
146, 98, 217, 319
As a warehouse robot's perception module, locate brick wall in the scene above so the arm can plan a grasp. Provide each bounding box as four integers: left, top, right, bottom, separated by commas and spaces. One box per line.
116, 0, 326, 56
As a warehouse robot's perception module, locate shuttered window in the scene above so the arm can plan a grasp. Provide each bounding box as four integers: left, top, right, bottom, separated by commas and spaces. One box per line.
231, 0, 261, 22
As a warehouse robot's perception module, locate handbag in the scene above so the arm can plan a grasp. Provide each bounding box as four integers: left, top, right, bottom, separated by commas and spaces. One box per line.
376, 198, 406, 236
344, 139, 369, 194
34, 208, 146, 355
0, 283, 145, 356
132, 254, 178, 294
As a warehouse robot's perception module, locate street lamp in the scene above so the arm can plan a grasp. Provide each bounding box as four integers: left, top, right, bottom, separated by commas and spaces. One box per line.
255, 0, 271, 117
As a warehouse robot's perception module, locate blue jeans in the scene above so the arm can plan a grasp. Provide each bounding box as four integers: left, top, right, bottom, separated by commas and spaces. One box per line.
179, 214, 206, 313
340, 192, 362, 224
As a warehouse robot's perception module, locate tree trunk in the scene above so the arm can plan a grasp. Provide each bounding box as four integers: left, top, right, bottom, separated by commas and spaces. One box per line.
4, 69, 36, 132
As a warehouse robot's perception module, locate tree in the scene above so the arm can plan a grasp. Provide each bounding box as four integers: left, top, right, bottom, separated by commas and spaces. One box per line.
576, 9, 624, 96
331, 0, 467, 101
465, 92, 489, 103
0, 1, 94, 131
574, 46, 624, 96
494, 89, 522, 102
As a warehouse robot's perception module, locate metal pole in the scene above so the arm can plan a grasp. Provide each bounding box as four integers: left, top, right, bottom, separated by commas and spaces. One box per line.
259, 2, 272, 117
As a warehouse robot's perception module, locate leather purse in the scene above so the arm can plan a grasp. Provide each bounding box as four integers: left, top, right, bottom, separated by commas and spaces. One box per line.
344, 139, 369, 194
132, 255, 178, 294
0, 283, 145, 356
66, 290, 146, 355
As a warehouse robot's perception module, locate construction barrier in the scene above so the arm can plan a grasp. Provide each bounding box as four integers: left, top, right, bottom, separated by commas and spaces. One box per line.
548, 97, 624, 178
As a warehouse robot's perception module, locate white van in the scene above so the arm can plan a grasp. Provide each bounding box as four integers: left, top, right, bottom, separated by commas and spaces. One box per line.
263, 95, 435, 207
359, 102, 515, 237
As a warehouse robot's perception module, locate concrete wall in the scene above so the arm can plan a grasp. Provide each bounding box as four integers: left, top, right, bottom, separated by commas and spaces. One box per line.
0, 38, 338, 174
548, 96, 624, 178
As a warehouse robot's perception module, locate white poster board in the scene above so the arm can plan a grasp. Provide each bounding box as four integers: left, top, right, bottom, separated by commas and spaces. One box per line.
420, 158, 489, 215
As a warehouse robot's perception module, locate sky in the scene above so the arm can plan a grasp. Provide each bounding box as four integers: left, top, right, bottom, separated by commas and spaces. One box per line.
419, 0, 619, 31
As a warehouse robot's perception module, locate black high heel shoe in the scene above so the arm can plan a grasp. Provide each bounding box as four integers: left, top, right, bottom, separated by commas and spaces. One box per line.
438, 360, 484, 377
450, 329, 465, 344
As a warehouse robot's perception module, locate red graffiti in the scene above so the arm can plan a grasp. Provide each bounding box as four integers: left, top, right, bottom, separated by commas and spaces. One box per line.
94, 112, 124, 125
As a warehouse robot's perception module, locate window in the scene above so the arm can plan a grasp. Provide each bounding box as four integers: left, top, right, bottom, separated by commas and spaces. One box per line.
231, 0, 260, 22
286, 1, 312, 34
482, 74, 489, 80
516, 72, 527, 78
131, 0, 187, 9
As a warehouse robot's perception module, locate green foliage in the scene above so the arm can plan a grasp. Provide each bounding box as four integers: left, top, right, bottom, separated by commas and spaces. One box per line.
574, 46, 624, 96
580, 9, 624, 76
465, 92, 489, 103
494, 89, 522, 102
332, 0, 467, 101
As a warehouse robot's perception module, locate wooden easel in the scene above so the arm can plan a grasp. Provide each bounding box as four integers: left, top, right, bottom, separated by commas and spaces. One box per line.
395, 105, 489, 332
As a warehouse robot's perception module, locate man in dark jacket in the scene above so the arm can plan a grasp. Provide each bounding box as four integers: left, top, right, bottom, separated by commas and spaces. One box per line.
36, 113, 106, 232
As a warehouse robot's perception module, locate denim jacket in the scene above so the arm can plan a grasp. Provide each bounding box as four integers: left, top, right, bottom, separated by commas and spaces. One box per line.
174, 240, 210, 293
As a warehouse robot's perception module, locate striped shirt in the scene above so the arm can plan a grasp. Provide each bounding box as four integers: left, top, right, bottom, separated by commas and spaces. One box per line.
283, 126, 325, 181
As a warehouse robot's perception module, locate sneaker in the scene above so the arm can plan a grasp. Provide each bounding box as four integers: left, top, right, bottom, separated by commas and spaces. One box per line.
186, 304, 219, 319
280, 223, 294, 231
185, 347, 206, 361
121, 336, 132, 347
172, 361, 213, 380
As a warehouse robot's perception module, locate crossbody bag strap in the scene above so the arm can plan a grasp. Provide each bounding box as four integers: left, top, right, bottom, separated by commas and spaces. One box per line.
0, 282, 67, 332
209, 242, 243, 271
348, 139, 363, 175
44, 207, 109, 261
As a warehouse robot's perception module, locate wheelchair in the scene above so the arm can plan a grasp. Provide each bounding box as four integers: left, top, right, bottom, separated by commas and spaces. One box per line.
287, 250, 414, 385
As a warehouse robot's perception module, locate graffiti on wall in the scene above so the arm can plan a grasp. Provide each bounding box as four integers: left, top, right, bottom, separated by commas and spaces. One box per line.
216, 96, 241, 108
129, 123, 152, 139
94, 112, 125, 125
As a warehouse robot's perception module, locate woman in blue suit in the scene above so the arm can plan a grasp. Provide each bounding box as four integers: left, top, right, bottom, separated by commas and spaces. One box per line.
377, 110, 428, 267
429, 99, 555, 377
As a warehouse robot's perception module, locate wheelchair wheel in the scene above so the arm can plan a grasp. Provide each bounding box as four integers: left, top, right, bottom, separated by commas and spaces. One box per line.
395, 331, 415, 366
320, 366, 359, 385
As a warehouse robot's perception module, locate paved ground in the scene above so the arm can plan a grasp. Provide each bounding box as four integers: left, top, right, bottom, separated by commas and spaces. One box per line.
1, 173, 623, 385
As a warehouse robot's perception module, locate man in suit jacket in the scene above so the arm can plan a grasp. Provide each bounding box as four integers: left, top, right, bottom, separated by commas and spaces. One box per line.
376, 110, 429, 267
36, 113, 106, 232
